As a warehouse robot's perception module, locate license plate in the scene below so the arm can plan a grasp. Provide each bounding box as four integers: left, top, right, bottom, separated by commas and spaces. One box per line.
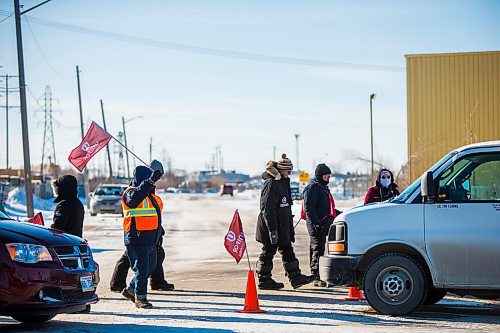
80, 276, 94, 292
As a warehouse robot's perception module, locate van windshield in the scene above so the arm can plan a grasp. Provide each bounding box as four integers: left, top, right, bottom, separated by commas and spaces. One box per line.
392, 151, 458, 203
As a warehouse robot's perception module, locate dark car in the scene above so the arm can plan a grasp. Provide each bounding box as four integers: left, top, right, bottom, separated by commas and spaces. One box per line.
0, 211, 99, 323
220, 184, 234, 196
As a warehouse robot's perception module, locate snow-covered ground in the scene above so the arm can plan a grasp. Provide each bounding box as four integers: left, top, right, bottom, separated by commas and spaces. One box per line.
1, 192, 499, 332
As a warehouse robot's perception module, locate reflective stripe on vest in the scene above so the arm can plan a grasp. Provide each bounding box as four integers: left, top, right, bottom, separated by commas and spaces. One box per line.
122, 187, 162, 232
124, 197, 158, 218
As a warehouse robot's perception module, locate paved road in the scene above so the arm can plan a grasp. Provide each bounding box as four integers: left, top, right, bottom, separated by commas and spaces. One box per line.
2, 193, 499, 332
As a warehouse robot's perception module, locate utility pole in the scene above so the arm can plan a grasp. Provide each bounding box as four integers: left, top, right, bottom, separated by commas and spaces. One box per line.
1, 75, 19, 170
76, 66, 89, 207
294, 134, 300, 172
273, 145, 276, 160
149, 137, 152, 162
122, 116, 131, 180
14, 0, 34, 217
100, 100, 113, 179
370, 93, 376, 183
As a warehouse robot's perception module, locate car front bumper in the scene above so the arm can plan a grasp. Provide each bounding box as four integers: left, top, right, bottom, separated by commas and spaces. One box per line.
0, 261, 99, 316
319, 254, 362, 286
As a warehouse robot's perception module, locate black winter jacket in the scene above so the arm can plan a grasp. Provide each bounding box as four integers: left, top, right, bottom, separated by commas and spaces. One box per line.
51, 196, 85, 237
51, 175, 84, 238
255, 172, 295, 245
303, 180, 340, 236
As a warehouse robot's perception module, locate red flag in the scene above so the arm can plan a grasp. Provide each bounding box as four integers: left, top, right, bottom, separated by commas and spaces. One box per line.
28, 212, 44, 226
224, 210, 247, 263
68, 121, 112, 172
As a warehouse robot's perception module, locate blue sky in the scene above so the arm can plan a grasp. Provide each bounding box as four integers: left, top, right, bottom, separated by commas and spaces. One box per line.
1, 0, 499, 176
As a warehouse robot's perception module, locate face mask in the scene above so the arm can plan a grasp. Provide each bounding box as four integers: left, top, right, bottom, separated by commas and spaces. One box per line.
380, 178, 391, 188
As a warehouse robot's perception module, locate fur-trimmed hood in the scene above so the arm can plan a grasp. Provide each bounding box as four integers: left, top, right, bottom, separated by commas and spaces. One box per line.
262, 160, 281, 181
51, 175, 78, 203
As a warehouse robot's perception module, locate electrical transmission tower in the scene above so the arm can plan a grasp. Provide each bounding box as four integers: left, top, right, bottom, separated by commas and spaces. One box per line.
40, 86, 57, 179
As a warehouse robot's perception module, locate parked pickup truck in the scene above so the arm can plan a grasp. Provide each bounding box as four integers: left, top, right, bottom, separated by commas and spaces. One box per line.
319, 141, 500, 315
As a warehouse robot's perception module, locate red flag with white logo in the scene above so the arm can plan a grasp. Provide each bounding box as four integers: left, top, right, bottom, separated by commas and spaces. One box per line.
68, 121, 112, 172
28, 212, 44, 226
224, 210, 247, 264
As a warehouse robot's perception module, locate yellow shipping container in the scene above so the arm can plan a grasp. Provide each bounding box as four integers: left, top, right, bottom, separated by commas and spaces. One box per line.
406, 51, 500, 182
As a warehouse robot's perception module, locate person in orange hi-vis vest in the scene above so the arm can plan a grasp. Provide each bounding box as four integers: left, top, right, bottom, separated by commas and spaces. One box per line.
120, 164, 163, 309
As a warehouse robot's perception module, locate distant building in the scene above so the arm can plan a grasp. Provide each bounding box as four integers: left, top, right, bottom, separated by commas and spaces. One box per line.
190, 170, 250, 186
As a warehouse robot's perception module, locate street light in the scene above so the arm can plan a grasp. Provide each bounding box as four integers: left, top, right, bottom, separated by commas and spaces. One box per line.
370, 93, 377, 183
122, 115, 143, 180
294, 133, 300, 172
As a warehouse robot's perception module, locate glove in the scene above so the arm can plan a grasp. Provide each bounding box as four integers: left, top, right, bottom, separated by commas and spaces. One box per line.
269, 230, 278, 245
149, 169, 162, 183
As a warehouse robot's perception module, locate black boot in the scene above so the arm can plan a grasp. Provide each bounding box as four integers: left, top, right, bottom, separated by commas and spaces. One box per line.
312, 270, 328, 288
291, 274, 316, 289
150, 281, 175, 291
284, 260, 315, 289
313, 278, 328, 288
258, 278, 285, 290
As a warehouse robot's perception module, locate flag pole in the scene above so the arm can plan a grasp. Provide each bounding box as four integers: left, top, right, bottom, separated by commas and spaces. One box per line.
237, 209, 253, 271
108, 131, 151, 168
293, 218, 302, 229
244, 245, 252, 271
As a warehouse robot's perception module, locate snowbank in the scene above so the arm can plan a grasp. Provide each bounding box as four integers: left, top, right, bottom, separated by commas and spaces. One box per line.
4, 187, 56, 220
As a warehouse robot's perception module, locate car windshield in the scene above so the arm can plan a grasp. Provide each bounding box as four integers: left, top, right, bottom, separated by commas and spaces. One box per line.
392, 151, 457, 203
95, 186, 125, 196
0, 210, 12, 220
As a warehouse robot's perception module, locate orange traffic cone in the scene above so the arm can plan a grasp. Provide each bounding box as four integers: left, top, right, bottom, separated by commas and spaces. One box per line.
345, 287, 365, 301
239, 270, 266, 313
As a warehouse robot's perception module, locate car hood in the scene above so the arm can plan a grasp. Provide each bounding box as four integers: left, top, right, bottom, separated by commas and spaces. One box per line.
93, 195, 122, 200
334, 201, 399, 222
0, 220, 84, 246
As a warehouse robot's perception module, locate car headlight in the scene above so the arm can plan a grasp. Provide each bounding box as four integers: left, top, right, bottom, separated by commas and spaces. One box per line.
6, 243, 53, 263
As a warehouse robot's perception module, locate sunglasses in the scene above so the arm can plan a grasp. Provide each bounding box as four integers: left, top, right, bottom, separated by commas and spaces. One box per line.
381, 176, 391, 179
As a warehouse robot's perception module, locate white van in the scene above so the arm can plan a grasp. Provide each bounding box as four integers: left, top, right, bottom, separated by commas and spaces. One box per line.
319, 141, 500, 315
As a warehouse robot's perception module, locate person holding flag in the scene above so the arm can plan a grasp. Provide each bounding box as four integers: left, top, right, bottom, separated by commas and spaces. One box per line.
255, 154, 316, 290
110, 160, 175, 293
120, 165, 163, 309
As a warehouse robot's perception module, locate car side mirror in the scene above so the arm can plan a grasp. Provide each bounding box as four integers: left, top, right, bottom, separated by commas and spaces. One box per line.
421, 171, 435, 203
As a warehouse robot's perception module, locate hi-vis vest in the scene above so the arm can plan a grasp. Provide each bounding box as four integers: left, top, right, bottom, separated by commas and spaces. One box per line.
122, 187, 163, 232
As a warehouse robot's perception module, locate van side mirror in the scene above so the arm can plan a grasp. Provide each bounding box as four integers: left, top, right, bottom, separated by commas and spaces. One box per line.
421, 171, 435, 203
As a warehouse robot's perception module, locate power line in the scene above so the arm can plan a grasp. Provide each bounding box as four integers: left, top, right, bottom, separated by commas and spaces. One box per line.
0, 10, 14, 23
23, 16, 72, 79
0, 9, 404, 72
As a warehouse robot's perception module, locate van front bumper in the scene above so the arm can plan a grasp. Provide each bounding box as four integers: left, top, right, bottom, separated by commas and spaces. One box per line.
319, 254, 362, 286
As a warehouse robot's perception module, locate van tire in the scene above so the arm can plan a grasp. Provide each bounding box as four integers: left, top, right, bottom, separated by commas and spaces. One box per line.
363, 253, 427, 315
424, 287, 447, 305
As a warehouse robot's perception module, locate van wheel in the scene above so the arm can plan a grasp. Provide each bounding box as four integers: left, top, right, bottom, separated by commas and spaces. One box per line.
424, 287, 447, 305
363, 253, 427, 315
11, 314, 56, 323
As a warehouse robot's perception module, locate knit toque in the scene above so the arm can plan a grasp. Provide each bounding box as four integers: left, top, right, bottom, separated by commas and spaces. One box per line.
276, 153, 293, 171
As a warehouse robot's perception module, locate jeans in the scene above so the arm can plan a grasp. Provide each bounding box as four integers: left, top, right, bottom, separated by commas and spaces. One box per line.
126, 245, 157, 299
